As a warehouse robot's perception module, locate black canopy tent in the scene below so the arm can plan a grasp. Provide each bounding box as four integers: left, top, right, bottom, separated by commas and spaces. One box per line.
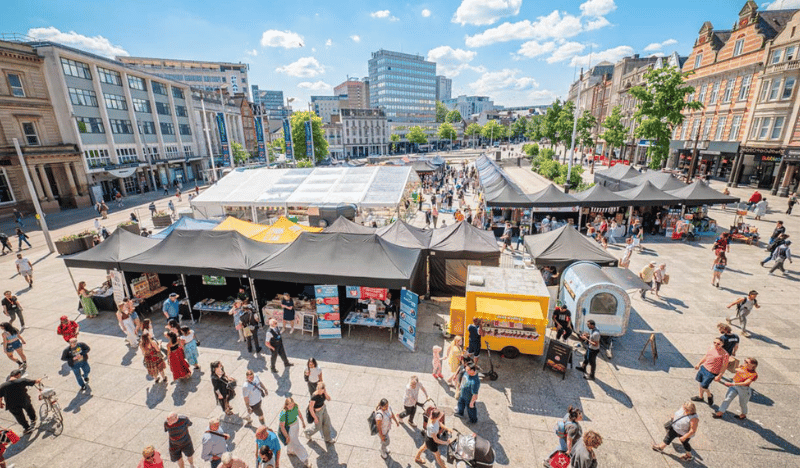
594, 164, 640, 190
615, 181, 682, 206
524, 225, 617, 269
63, 229, 160, 271
411, 160, 439, 174
324, 216, 377, 234
428, 221, 501, 296
573, 184, 630, 208
666, 180, 740, 206
619, 171, 688, 192
376, 220, 433, 249
527, 184, 580, 207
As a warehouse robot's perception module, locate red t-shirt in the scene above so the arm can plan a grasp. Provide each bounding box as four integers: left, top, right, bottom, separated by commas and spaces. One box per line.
137, 451, 164, 468
57, 321, 79, 342
733, 367, 758, 385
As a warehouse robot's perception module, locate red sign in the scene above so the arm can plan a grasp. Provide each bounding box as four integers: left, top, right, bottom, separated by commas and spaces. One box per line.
323, 313, 340, 321
360, 287, 387, 301
316, 297, 339, 305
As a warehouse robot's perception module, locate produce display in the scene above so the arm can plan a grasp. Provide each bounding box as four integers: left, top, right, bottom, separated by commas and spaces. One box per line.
193, 299, 235, 312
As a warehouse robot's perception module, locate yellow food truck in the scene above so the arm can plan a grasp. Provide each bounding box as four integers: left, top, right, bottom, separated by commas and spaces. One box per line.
445, 266, 550, 359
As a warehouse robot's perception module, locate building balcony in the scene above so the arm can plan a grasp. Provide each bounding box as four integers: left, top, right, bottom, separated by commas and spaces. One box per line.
766, 60, 800, 75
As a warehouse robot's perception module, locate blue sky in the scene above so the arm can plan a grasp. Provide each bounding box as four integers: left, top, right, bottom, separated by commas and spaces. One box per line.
2, 0, 795, 107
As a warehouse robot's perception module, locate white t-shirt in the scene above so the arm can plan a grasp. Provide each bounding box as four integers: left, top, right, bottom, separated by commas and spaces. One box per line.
403, 383, 424, 407
375, 407, 393, 435
15, 258, 31, 273
180, 330, 195, 344
243, 375, 264, 406
426, 420, 440, 439
307, 367, 322, 384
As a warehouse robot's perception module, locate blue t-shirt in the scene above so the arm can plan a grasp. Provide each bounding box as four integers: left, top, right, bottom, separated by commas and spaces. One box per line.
163, 298, 180, 318
257, 431, 282, 455
460, 374, 480, 400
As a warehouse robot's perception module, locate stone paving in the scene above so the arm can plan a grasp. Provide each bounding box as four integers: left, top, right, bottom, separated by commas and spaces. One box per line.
1, 157, 799, 467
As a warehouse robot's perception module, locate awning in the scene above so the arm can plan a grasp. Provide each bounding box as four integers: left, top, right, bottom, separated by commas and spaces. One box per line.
474, 297, 543, 324
706, 141, 740, 154
669, 140, 685, 150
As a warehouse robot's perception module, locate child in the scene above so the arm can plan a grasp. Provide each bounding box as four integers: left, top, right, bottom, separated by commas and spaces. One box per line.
0, 427, 20, 468
432, 345, 444, 379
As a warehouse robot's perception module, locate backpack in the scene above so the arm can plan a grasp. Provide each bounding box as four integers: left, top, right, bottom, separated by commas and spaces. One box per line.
554, 420, 575, 439
368, 411, 379, 435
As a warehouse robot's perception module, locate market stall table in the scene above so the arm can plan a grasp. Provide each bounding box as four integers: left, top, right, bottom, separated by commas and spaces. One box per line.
343, 313, 396, 341
90, 287, 117, 312
193, 299, 235, 322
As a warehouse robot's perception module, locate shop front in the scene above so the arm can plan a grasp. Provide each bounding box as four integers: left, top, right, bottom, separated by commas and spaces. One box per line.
773, 148, 800, 197
730, 146, 784, 188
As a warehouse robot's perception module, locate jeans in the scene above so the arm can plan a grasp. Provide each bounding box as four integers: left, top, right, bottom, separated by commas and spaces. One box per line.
18, 236, 31, 249
9, 403, 35, 430
456, 395, 478, 423
380, 432, 391, 457
557, 436, 568, 452
717, 385, 751, 415
582, 348, 599, 378
555, 325, 572, 341
71, 359, 91, 387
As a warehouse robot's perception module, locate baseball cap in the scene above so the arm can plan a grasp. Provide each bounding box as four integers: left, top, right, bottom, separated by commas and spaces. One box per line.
169, 292, 178, 297
649, 261, 656, 265
60, 315, 68, 321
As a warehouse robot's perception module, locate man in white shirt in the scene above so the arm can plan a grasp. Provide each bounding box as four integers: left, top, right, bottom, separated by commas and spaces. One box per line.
15, 254, 32, 287
242, 370, 268, 426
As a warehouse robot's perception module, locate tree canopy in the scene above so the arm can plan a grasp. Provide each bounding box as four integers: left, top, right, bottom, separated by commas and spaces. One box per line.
435, 101, 447, 123
407, 126, 428, 145
481, 120, 506, 141
601, 106, 626, 159
289, 111, 328, 162
446, 109, 462, 123
438, 122, 457, 142
577, 110, 597, 151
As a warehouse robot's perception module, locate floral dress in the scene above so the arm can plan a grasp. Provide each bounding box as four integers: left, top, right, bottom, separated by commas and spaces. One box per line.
143, 344, 166, 378
80, 290, 98, 317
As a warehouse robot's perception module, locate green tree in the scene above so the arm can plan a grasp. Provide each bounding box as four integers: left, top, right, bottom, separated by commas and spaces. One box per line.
231, 142, 250, 165
407, 125, 428, 146
481, 120, 505, 143
289, 111, 328, 163
629, 66, 703, 168
542, 100, 563, 148
390, 133, 400, 153
526, 115, 544, 141
435, 101, 447, 123
438, 122, 457, 149
446, 109, 462, 123
465, 123, 482, 148
577, 110, 597, 153
296, 159, 314, 168
510, 117, 528, 140
555, 101, 576, 152
601, 106, 626, 162
522, 143, 539, 158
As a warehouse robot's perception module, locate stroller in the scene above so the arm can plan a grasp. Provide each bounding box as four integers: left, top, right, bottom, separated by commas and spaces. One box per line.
447, 430, 495, 468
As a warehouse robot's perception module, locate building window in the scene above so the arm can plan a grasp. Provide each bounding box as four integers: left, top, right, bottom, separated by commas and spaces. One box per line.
760, 80, 771, 101
738, 75, 752, 101
156, 102, 171, 115
0, 168, 15, 203
109, 119, 133, 134
132, 98, 151, 113
76, 117, 105, 134
160, 122, 175, 135
691, 119, 700, 139
21, 122, 39, 146
165, 146, 179, 157
175, 105, 188, 117
733, 38, 745, 57
116, 147, 139, 163
787, 45, 798, 62
60, 58, 91, 79
104, 93, 128, 110
139, 121, 156, 134
782, 77, 796, 99
97, 67, 122, 85
680, 120, 689, 140
68, 87, 98, 107
771, 49, 783, 64
697, 84, 707, 103
722, 78, 735, 103
702, 117, 713, 140
694, 53, 703, 69
172, 88, 184, 99
152, 82, 167, 95
768, 79, 782, 100
179, 124, 192, 136
84, 149, 111, 168
714, 116, 727, 140
709, 81, 720, 104
6, 73, 24, 97
771, 116, 785, 139
758, 117, 772, 139
128, 75, 146, 90
729, 115, 742, 140
183, 145, 194, 157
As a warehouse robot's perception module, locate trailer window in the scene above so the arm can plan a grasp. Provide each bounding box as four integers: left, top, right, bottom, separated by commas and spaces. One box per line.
590, 293, 617, 315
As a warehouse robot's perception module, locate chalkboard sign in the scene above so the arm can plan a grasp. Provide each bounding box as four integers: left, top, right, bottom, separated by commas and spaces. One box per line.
543, 339, 573, 380
302, 312, 315, 335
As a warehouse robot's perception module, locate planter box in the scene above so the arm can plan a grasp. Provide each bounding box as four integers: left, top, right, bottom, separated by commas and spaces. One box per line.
152, 214, 173, 228
55, 238, 87, 255
118, 222, 140, 234
79, 235, 95, 250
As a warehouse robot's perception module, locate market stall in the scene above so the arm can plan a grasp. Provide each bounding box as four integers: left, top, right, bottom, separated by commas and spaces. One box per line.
573, 184, 632, 233
523, 225, 617, 269
593, 164, 640, 190
618, 171, 688, 192
428, 221, 501, 297
213, 216, 269, 238
526, 184, 580, 233
446, 266, 550, 359
250, 216, 323, 243
324, 216, 377, 234
150, 217, 221, 239
376, 220, 433, 249
474, 155, 534, 236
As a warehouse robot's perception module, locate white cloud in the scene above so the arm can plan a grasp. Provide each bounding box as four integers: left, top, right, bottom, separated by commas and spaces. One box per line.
260, 29, 304, 48
422, 9, 432, 17
452, 0, 522, 26
370, 10, 399, 21
585, 17, 611, 31
325, 39, 332, 47
516, 40, 556, 59
643, 38, 677, 52
427, 46, 482, 76
275, 57, 325, 78
465, 11, 584, 47
350, 35, 361, 43
766, 0, 800, 9
579, 0, 616, 17
298, 81, 332, 92
546, 42, 587, 63
569, 45, 634, 67
469, 69, 538, 94
27, 27, 128, 58
246, 49, 258, 57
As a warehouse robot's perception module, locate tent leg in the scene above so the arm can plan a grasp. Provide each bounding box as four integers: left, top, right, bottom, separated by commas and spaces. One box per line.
181, 274, 193, 324
66, 266, 78, 292
577, 209, 583, 233
249, 277, 263, 323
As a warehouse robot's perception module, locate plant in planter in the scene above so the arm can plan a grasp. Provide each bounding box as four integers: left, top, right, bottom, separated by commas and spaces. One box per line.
77, 230, 98, 250
117, 220, 140, 234
55, 233, 87, 255
152, 210, 173, 228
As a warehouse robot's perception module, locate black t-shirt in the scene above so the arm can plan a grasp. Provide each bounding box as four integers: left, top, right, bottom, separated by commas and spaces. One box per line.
0, 378, 35, 408
772, 226, 786, 238
2, 297, 20, 312
467, 324, 481, 351
719, 333, 739, 356
311, 393, 326, 409
554, 308, 571, 327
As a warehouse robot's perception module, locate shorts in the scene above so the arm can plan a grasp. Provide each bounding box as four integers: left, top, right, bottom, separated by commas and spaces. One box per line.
249, 400, 264, 417
503, 237, 511, 246
19, 270, 32, 277
5, 340, 21, 353
169, 442, 194, 462
425, 435, 439, 452
695, 366, 717, 389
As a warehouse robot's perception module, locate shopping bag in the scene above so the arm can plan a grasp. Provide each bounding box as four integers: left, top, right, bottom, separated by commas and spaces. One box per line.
727, 356, 739, 373
548, 450, 571, 468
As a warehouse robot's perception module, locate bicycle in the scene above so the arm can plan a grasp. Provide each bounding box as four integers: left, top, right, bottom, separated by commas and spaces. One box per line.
35, 376, 62, 436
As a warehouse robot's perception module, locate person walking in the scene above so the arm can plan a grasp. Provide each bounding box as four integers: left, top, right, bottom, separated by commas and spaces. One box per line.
61, 338, 91, 391
255, 426, 281, 468
576, 320, 601, 381
56, 315, 79, 342
304, 358, 323, 396
220, 452, 249, 468
168, 200, 176, 218
570, 431, 603, 468
638, 261, 656, 299
149, 202, 157, 217
768, 240, 792, 275
265, 319, 293, 373
713, 358, 758, 420
726, 290, 760, 338
754, 197, 768, 220
164, 412, 195, 468
163, 292, 181, 323
717, 323, 739, 360
500, 221, 512, 253
619, 237, 634, 268
548, 406, 583, 461
211, 361, 236, 415
398, 375, 428, 428
652, 402, 699, 461
242, 370, 268, 426
2, 291, 24, 329
414, 408, 450, 467
14, 228, 30, 251
0, 370, 40, 435
466, 317, 484, 359
12, 209, 23, 227
279, 397, 311, 467
140, 333, 168, 383
431, 205, 439, 228
180, 326, 200, 370
0, 232, 12, 254
78, 281, 98, 318
455, 364, 481, 423
1, 323, 26, 369
100, 201, 109, 219
304, 382, 334, 444
229, 299, 246, 342
712, 250, 727, 288
692, 338, 729, 406
14, 254, 32, 288
445, 336, 465, 387
166, 332, 191, 381
201, 418, 230, 468
553, 305, 573, 341
240, 304, 262, 354
788, 192, 797, 214
374, 398, 399, 460
116, 302, 139, 346
652, 263, 667, 300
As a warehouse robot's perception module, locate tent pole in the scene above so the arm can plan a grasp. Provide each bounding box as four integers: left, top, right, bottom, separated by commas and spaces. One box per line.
181, 274, 193, 324
577, 209, 583, 232
66, 266, 78, 292
248, 276, 262, 323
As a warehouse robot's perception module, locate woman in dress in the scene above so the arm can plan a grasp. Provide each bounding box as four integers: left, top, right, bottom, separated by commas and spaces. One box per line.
652, 263, 667, 300
280, 293, 296, 334
304, 382, 334, 443
712, 250, 727, 288
211, 361, 236, 415
116, 302, 138, 346
165, 332, 190, 381
445, 335, 464, 388
229, 299, 245, 342
180, 326, 200, 370
414, 408, 449, 467
279, 397, 310, 467
141, 318, 154, 337
304, 358, 323, 395
140, 333, 167, 383
78, 281, 98, 318
1, 322, 26, 367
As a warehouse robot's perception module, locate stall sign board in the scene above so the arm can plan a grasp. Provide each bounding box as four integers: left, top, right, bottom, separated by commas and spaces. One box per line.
302, 313, 315, 335
543, 339, 573, 379
131, 277, 150, 298
345, 286, 361, 298
346, 286, 387, 300
398, 289, 419, 352
110, 269, 126, 304
314, 285, 341, 339
202, 275, 227, 286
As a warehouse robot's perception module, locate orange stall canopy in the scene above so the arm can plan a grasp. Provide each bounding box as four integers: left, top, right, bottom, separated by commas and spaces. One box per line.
251, 216, 323, 243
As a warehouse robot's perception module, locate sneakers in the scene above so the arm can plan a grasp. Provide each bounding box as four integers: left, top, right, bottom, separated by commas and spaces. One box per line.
690, 396, 704, 402
84, 377, 90, 383
575, 366, 586, 373
80, 385, 87, 392
707, 394, 714, 406
286, 362, 294, 367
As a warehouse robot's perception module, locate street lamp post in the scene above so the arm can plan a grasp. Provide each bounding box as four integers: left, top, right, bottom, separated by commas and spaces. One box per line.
12, 138, 54, 253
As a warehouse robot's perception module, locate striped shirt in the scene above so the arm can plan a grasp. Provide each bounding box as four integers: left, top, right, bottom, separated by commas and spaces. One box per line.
164, 415, 193, 447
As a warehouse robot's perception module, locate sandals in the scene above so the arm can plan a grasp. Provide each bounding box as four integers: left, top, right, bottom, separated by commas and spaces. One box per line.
415, 458, 426, 465
690, 396, 704, 402
737, 414, 747, 420
651, 445, 663, 452
680, 454, 693, 461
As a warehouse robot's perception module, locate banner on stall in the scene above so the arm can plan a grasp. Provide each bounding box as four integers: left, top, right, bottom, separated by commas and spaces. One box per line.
202, 275, 226, 286
346, 286, 387, 301
314, 285, 341, 339
398, 289, 419, 351
110, 269, 126, 305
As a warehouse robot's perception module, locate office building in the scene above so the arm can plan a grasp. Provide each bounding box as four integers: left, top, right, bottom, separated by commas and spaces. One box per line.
339, 108, 388, 158
368, 49, 436, 122
442, 95, 494, 120
435, 75, 452, 101
251, 86, 288, 120
189, 89, 247, 170
334, 79, 369, 109
118, 56, 250, 98
311, 95, 347, 123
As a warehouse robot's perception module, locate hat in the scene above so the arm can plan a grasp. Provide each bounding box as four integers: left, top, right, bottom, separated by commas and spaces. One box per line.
649, 261, 656, 266
169, 292, 178, 297
784, 240, 792, 245
60, 315, 68, 321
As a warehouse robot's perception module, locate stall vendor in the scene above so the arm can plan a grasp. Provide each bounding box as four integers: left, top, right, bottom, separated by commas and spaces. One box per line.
466, 317, 484, 358
163, 293, 181, 322
280, 293, 296, 334
237, 287, 250, 302
383, 292, 395, 314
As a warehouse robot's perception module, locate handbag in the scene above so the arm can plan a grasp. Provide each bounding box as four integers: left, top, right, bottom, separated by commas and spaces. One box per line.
727, 356, 740, 373
664, 414, 689, 430
304, 370, 310, 382
662, 274, 670, 285
368, 411, 378, 436
306, 407, 315, 424
242, 326, 253, 338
